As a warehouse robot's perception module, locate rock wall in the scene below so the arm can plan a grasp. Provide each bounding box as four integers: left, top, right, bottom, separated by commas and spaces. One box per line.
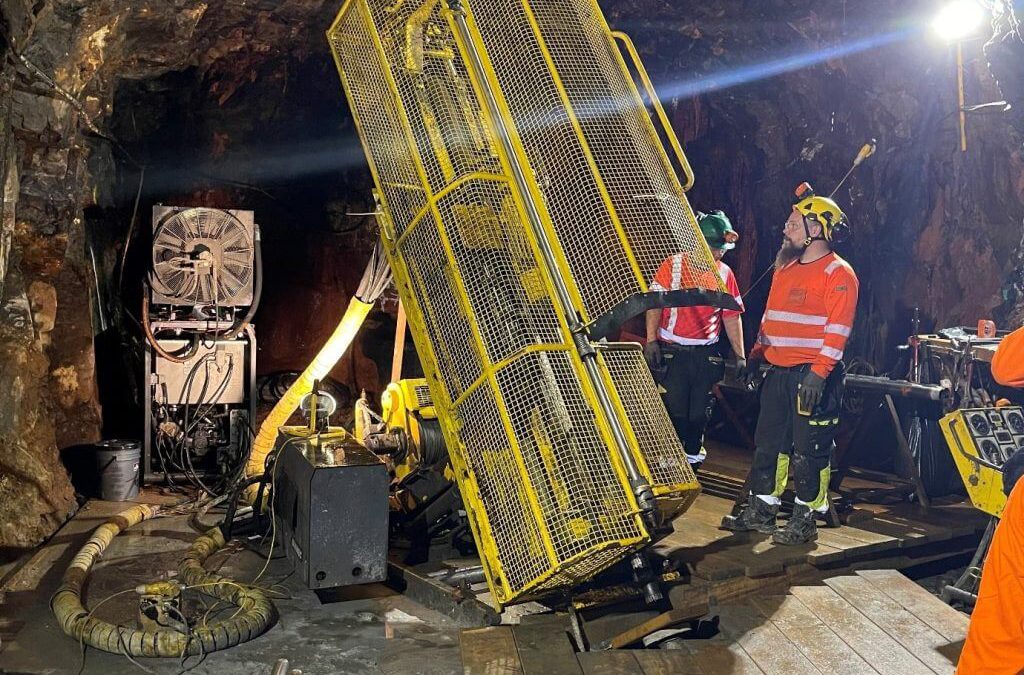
0, 0, 347, 550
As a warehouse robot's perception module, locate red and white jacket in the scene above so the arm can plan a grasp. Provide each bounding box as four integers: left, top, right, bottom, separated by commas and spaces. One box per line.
650, 256, 744, 346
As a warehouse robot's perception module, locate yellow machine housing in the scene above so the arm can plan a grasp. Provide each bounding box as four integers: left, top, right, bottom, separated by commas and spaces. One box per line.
941, 406, 1024, 517
328, 0, 730, 605
382, 379, 439, 480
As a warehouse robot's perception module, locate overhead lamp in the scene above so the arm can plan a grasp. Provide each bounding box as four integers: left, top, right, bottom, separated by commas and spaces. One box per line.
931, 0, 987, 42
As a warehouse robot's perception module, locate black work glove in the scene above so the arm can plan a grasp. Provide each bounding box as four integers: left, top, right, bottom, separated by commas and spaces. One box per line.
643, 340, 662, 369
738, 357, 762, 389
797, 371, 826, 414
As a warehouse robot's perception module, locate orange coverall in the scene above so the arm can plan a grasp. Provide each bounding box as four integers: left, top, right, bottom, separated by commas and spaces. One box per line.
958, 480, 1024, 674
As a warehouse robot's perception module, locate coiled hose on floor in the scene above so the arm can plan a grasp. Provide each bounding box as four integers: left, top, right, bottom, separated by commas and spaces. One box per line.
51, 504, 276, 657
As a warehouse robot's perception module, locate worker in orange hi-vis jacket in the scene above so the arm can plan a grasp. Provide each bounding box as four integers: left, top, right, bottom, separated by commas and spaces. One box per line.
721, 184, 859, 546
644, 210, 746, 470
957, 449, 1024, 675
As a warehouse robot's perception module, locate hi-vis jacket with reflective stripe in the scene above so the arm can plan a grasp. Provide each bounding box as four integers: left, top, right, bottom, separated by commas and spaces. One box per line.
749, 252, 859, 378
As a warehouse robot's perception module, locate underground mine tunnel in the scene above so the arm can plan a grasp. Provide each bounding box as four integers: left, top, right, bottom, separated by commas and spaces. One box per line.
2, 0, 1024, 673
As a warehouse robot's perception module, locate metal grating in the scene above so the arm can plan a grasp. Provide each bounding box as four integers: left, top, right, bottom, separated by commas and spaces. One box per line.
456, 384, 552, 597
463, 0, 725, 326
435, 179, 564, 366
414, 383, 433, 408
399, 219, 483, 401
328, 4, 428, 234
493, 352, 645, 564
600, 344, 699, 518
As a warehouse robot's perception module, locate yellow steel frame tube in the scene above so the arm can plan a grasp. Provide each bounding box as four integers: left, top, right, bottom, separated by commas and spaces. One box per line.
611, 31, 696, 193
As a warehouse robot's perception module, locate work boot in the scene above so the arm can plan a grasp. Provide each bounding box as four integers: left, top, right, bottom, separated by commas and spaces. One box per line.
686, 447, 708, 474
772, 503, 818, 545
720, 495, 778, 534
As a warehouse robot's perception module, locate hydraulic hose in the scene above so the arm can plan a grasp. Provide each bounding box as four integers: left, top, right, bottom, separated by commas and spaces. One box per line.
224, 226, 263, 340
142, 288, 201, 364
51, 504, 276, 657
245, 296, 374, 498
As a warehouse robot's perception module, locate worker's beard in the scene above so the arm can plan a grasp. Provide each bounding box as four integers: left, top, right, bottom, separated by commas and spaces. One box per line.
775, 239, 802, 269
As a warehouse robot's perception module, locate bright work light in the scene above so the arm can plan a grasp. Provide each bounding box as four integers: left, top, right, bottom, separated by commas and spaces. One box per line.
932, 0, 987, 41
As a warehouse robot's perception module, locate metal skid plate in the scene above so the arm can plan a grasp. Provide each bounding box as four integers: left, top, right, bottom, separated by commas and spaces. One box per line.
152, 338, 247, 405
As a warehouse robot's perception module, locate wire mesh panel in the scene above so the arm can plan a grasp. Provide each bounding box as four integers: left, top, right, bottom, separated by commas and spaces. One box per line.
461, 0, 729, 331
327, 5, 428, 234
599, 344, 700, 521
329, 0, 651, 606
328, 0, 710, 605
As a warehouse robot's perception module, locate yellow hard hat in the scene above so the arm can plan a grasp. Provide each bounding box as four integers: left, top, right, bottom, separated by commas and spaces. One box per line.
793, 183, 848, 242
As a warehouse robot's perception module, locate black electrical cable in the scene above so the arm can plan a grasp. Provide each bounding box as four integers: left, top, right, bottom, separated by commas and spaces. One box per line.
178, 355, 218, 492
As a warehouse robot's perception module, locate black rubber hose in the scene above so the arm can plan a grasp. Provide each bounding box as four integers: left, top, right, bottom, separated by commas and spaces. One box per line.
224, 225, 262, 340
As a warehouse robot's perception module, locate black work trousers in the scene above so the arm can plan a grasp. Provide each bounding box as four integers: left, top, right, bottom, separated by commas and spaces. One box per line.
747, 363, 845, 509
660, 343, 724, 458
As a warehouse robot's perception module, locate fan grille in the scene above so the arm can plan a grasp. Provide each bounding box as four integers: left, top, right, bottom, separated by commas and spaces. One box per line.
151, 207, 255, 307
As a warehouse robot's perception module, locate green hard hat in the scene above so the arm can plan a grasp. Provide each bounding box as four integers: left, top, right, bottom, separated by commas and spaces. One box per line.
697, 210, 738, 250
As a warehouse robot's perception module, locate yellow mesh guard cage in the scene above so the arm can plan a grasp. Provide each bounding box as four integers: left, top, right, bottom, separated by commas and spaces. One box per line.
328, 0, 711, 606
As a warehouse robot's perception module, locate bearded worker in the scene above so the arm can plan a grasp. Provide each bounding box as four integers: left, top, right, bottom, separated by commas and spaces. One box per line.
721, 184, 859, 545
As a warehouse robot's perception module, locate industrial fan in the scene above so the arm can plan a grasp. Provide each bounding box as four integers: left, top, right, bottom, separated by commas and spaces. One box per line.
150, 206, 256, 307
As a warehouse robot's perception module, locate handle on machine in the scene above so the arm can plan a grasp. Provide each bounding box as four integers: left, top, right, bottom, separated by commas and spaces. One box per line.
948, 417, 1004, 471
611, 31, 695, 192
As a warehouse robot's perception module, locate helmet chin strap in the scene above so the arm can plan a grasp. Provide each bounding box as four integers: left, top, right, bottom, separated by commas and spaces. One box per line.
801, 215, 827, 247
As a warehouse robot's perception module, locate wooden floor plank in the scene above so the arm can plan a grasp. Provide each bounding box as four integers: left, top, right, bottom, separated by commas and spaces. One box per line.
790, 585, 934, 675
688, 498, 811, 572
460, 627, 524, 675
856, 569, 970, 643
849, 504, 951, 538
685, 640, 767, 675
576, 650, 640, 675
661, 512, 750, 581
810, 527, 898, 565
715, 602, 823, 675
826, 524, 900, 550
685, 496, 844, 573
512, 616, 583, 675
632, 650, 705, 675
825, 575, 960, 674
750, 595, 878, 675
889, 504, 984, 538
853, 513, 936, 548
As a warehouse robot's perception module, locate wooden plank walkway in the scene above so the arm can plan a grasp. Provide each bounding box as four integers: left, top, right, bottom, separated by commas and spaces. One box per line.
460, 570, 969, 675
656, 490, 986, 593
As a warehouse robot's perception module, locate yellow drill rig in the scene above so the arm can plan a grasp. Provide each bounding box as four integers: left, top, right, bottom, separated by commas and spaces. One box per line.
327, 0, 736, 607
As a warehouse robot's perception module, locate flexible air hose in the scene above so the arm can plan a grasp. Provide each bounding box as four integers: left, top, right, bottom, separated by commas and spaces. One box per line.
52, 504, 276, 657
244, 297, 374, 498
